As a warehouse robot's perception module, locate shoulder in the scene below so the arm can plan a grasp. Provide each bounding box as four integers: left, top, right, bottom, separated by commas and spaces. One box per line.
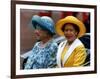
74, 39, 85, 50
75, 44, 86, 50
73, 39, 86, 53
32, 42, 40, 50
59, 40, 67, 47
35, 42, 40, 45
47, 40, 58, 52
49, 40, 58, 48
74, 44, 86, 56
33, 42, 40, 47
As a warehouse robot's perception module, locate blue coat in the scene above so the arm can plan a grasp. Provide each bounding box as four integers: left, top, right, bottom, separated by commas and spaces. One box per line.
24, 39, 58, 69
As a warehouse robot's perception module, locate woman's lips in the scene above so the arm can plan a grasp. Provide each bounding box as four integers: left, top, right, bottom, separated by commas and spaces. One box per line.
66, 36, 73, 38
36, 33, 40, 36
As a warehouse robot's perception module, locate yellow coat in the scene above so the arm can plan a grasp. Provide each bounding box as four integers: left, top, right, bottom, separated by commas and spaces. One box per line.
57, 39, 87, 67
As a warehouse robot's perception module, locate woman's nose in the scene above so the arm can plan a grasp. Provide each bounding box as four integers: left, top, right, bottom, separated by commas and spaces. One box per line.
65, 30, 71, 34
34, 30, 40, 35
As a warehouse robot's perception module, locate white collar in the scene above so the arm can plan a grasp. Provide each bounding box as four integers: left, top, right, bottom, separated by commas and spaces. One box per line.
57, 39, 83, 67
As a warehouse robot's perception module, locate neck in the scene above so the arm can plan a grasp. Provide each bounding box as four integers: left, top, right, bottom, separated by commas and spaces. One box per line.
67, 41, 73, 46
67, 39, 76, 46
41, 36, 52, 44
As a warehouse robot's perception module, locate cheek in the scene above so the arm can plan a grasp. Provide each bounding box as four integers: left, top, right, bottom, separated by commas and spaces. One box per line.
67, 35, 76, 41
39, 30, 45, 34
74, 32, 78, 37
34, 30, 44, 37
64, 31, 76, 39
71, 32, 77, 38
39, 31, 47, 37
72, 32, 76, 36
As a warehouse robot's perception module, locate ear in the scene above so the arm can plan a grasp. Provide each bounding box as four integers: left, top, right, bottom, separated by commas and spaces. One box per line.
75, 31, 78, 36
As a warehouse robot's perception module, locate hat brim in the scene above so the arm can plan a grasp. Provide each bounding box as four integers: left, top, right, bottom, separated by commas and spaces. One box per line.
32, 15, 43, 29
56, 16, 86, 38
32, 15, 55, 34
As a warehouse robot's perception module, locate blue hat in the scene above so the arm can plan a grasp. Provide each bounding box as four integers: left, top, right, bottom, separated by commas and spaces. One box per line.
32, 15, 55, 34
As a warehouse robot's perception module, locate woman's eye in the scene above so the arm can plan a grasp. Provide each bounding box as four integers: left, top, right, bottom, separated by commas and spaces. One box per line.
36, 25, 42, 29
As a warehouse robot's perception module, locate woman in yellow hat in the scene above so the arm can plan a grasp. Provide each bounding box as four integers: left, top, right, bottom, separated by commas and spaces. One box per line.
56, 16, 87, 67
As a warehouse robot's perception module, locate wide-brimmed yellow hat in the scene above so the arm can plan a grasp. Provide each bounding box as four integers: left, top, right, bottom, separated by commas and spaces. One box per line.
56, 16, 86, 38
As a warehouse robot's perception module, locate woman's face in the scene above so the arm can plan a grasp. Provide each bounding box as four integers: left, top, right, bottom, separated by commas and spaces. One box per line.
33, 26, 49, 41
63, 24, 78, 43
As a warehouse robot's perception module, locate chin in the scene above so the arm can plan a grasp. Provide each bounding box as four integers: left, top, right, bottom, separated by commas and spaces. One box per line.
67, 38, 75, 42
35, 37, 40, 40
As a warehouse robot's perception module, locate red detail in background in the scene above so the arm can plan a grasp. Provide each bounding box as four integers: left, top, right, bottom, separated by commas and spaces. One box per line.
60, 12, 73, 18
39, 11, 52, 17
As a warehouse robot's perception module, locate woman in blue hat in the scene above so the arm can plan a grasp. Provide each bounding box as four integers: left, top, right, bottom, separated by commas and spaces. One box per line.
24, 15, 58, 69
